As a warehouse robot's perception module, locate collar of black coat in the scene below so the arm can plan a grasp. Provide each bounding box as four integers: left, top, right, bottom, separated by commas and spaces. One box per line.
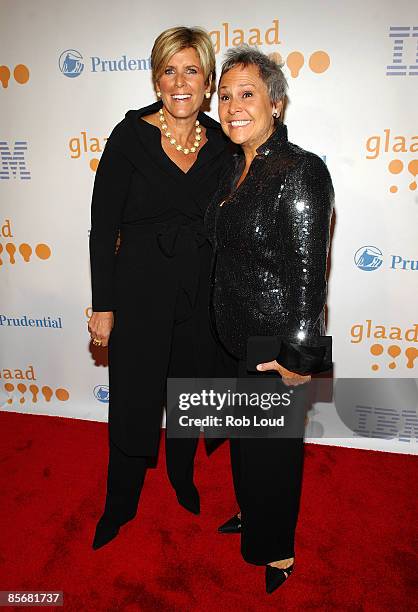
125, 99, 229, 165
132, 99, 223, 131
232, 121, 288, 160
256, 121, 288, 156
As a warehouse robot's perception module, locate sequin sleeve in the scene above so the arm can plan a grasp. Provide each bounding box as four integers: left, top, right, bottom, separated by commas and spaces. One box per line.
275, 153, 334, 372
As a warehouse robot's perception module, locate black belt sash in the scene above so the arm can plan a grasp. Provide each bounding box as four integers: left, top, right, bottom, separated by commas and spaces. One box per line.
120, 220, 208, 309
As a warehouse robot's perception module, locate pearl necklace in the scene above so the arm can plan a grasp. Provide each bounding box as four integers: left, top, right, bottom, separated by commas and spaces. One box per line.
158, 108, 202, 155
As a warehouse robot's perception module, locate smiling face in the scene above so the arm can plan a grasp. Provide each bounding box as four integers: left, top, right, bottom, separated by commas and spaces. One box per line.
218, 63, 282, 151
156, 47, 210, 120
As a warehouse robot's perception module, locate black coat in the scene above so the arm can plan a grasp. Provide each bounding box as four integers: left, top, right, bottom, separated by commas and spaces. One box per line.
89, 101, 230, 456
205, 122, 334, 370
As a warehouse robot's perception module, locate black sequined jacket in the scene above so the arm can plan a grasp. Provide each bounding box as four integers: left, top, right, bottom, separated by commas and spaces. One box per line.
204, 122, 334, 372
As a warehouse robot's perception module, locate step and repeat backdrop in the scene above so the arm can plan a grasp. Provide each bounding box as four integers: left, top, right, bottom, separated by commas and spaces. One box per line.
1, 0, 417, 453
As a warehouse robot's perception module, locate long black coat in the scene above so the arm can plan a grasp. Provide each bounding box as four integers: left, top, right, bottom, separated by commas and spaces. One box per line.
89, 101, 230, 456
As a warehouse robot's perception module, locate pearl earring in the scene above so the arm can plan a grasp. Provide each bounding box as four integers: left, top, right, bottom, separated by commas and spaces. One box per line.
205, 92, 211, 99
272, 111, 278, 118
157, 91, 162, 98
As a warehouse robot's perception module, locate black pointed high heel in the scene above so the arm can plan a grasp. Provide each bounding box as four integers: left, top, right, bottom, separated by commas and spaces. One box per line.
92, 510, 137, 550
218, 514, 241, 534
92, 516, 120, 550
265, 561, 294, 594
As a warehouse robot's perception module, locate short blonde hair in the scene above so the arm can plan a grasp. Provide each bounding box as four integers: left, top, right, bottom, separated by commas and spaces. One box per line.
151, 26, 215, 85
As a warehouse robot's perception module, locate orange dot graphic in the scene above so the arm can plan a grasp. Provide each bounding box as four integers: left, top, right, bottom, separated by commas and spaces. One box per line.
370, 344, 384, 356
55, 388, 70, 401
408, 159, 418, 191
5, 243, 16, 264
286, 52, 304, 78
35, 243, 51, 260
408, 159, 418, 174
29, 384, 39, 403
17, 383, 27, 403
309, 51, 330, 74
13, 64, 30, 84
370, 343, 383, 372
405, 347, 418, 369
42, 386, 53, 402
19, 243, 32, 262
4, 382, 14, 404
90, 158, 100, 172
388, 345, 401, 358
388, 159, 403, 174
0, 65, 11, 88
388, 159, 402, 193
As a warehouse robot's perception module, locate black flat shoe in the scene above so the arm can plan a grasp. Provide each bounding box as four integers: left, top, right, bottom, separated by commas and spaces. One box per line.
218, 514, 241, 534
265, 562, 294, 594
176, 483, 200, 515
92, 516, 120, 550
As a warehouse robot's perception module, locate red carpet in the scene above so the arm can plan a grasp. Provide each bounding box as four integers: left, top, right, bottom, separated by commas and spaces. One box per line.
0, 411, 417, 611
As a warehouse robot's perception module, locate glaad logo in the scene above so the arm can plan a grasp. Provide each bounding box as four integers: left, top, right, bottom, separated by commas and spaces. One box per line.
59, 50, 84, 78
365, 129, 418, 194
0, 364, 70, 408
69, 131, 108, 172
0, 219, 52, 266
0, 141, 30, 180
208, 19, 331, 78
94, 385, 109, 403
350, 320, 418, 372
386, 26, 418, 76
354, 246, 383, 271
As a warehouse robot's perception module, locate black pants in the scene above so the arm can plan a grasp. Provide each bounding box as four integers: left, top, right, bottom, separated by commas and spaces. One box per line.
102, 435, 198, 525
229, 360, 306, 565
100, 290, 203, 524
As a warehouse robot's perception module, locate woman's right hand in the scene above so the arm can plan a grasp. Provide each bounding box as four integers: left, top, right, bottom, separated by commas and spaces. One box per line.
88, 311, 114, 347
256, 360, 311, 386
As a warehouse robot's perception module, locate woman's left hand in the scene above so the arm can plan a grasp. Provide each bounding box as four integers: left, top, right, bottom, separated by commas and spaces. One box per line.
256, 360, 311, 386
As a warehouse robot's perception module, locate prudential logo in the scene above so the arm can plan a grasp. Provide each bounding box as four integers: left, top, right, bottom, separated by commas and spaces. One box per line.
59, 50, 84, 78
58, 49, 151, 76
93, 385, 109, 403
354, 246, 418, 272
354, 246, 383, 271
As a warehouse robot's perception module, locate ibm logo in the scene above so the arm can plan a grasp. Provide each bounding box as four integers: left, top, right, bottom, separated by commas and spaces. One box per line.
355, 405, 418, 443
0, 141, 31, 180
386, 25, 418, 76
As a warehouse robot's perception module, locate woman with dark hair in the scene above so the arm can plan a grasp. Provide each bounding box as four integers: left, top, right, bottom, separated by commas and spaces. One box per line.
205, 45, 334, 594
88, 26, 230, 550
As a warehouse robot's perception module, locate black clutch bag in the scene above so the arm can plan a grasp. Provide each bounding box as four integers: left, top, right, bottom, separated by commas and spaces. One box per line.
247, 335, 332, 375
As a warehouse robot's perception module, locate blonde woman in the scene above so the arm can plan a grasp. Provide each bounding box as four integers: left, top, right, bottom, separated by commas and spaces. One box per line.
88, 27, 230, 549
